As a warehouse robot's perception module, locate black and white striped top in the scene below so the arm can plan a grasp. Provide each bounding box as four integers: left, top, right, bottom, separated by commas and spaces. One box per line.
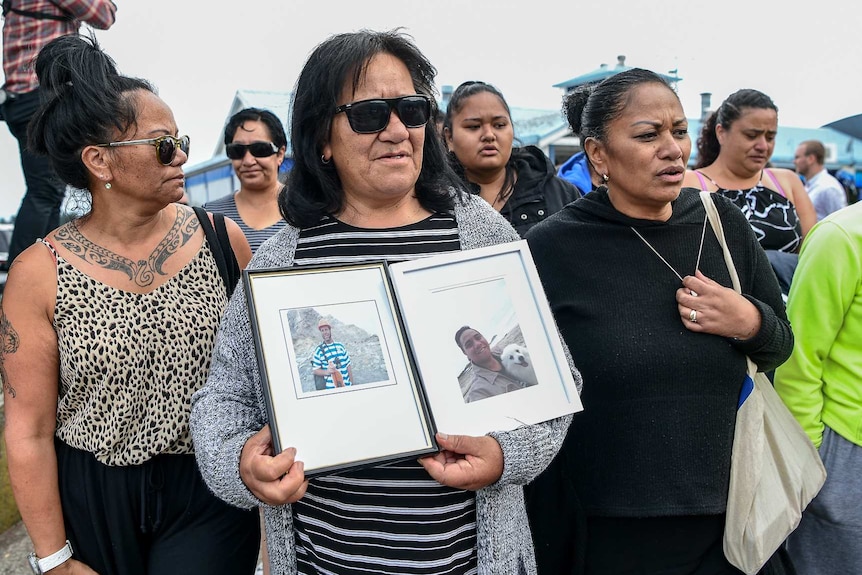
292, 213, 478, 575
202, 193, 287, 253
293, 214, 462, 265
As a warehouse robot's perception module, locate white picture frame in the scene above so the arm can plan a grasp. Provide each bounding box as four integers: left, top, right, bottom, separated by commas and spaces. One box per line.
388, 240, 582, 437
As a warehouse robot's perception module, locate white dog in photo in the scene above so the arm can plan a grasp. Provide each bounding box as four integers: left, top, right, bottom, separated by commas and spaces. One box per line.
500, 343, 538, 387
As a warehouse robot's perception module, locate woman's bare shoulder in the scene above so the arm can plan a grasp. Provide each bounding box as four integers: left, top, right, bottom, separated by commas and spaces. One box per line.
683, 169, 707, 189
766, 167, 801, 187
3, 239, 59, 316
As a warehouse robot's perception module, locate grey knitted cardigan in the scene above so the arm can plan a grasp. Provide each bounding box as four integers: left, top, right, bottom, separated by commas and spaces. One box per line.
190, 193, 576, 575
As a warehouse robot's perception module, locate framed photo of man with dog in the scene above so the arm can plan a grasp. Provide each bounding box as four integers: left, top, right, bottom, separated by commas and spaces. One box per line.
388, 240, 582, 437
243, 241, 581, 476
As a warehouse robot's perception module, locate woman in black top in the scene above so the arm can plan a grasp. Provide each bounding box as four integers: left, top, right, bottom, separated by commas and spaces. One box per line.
524, 69, 793, 575
443, 81, 580, 236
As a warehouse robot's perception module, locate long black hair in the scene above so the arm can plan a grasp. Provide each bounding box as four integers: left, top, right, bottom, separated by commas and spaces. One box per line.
281, 29, 462, 228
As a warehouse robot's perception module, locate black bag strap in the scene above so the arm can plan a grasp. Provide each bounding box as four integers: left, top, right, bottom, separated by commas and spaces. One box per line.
193, 206, 240, 297
2, 0, 74, 21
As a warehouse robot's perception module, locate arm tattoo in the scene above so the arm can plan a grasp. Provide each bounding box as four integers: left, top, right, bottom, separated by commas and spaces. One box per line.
0, 308, 20, 398
55, 208, 200, 287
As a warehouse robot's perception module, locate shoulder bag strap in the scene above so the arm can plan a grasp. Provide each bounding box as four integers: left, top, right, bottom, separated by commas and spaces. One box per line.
212, 210, 240, 295
193, 206, 240, 297
700, 191, 741, 293
699, 191, 758, 376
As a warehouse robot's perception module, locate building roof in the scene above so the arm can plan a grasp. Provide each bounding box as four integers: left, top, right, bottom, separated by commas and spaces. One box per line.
823, 114, 862, 141
553, 55, 682, 90
511, 107, 567, 145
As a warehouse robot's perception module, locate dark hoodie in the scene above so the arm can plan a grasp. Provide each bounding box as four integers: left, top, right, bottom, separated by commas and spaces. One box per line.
463, 145, 581, 237
524, 188, 791, 528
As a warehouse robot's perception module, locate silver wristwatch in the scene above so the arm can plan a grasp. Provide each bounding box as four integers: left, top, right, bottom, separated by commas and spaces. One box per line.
27, 540, 73, 574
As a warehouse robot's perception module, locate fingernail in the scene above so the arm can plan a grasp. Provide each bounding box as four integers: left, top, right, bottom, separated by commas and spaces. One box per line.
438, 432, 449, 441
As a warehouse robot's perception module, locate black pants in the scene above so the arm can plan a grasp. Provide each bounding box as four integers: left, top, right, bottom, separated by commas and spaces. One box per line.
55, 439, 260, 575
1, 88, 66, 265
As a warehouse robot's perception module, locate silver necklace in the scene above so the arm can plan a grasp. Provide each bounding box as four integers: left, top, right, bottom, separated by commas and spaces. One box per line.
630, 214, 709, 284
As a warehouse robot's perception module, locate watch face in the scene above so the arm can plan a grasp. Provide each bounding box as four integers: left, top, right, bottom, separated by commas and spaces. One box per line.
27, 553, 42, 574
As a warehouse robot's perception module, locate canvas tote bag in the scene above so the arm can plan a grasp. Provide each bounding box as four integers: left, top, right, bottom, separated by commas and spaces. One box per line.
699, 192, 827, 575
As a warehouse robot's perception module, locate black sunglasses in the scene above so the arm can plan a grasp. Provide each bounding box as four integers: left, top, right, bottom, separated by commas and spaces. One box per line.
97, 135, 190, 166
225, 141, 280, 160
334, 95, 431, 134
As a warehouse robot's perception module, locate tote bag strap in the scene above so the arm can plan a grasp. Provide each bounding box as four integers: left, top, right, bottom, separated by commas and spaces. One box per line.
699, 191, 742, 293
699, 192, 758, 376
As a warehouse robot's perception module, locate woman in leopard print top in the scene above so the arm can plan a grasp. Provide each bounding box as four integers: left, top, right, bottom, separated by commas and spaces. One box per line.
2, 35, 258, 575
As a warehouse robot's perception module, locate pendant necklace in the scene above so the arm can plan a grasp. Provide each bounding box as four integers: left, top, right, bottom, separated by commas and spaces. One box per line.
630, 213, 709, 290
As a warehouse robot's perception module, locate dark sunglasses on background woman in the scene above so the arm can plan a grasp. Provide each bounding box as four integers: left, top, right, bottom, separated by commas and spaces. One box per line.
225, 141, 280, 160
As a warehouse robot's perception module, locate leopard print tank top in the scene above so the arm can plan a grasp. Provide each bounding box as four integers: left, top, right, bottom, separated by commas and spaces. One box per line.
48, 239, 229, 466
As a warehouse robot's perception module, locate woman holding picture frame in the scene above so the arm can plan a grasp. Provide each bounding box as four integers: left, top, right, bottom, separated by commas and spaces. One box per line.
524, 69, 794, 574
190, 29, 577, 575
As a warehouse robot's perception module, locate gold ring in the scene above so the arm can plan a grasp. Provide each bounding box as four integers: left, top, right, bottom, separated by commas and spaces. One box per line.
689, 309, 698, 323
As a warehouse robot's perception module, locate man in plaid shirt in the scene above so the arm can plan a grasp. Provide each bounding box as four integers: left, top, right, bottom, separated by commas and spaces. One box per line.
1, 0, 116, 266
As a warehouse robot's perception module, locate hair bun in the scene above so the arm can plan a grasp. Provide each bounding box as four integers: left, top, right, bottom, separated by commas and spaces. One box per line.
563, 85, 593, 136
35, 34, 119, 101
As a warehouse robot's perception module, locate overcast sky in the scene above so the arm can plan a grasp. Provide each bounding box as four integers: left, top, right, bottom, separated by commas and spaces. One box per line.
1, 0, 859, 219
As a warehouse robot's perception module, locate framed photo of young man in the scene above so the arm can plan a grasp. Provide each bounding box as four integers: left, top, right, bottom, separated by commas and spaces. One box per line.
243, 262, 437, 477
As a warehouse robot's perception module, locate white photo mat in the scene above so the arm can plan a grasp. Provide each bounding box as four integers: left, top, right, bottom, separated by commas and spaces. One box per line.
244, 263, 436, 476
388, 240, 582, 437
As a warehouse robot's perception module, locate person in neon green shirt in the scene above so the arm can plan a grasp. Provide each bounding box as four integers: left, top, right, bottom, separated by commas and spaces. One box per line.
775, 201, 862, 574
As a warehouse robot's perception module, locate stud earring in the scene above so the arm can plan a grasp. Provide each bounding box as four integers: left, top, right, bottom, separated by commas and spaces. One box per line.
596, 173, 609, 194
105, 182, 112, 190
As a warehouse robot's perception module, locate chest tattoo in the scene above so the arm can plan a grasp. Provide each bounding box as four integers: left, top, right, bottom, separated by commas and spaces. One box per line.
56, 209, 200, 287
0, 308, 20, 398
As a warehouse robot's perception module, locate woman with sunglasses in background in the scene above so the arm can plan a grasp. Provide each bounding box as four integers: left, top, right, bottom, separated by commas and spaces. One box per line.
204, 108, 288, 253
190, 29, 575, 575
2, 35, 257, 575
443, 81, 580, 237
